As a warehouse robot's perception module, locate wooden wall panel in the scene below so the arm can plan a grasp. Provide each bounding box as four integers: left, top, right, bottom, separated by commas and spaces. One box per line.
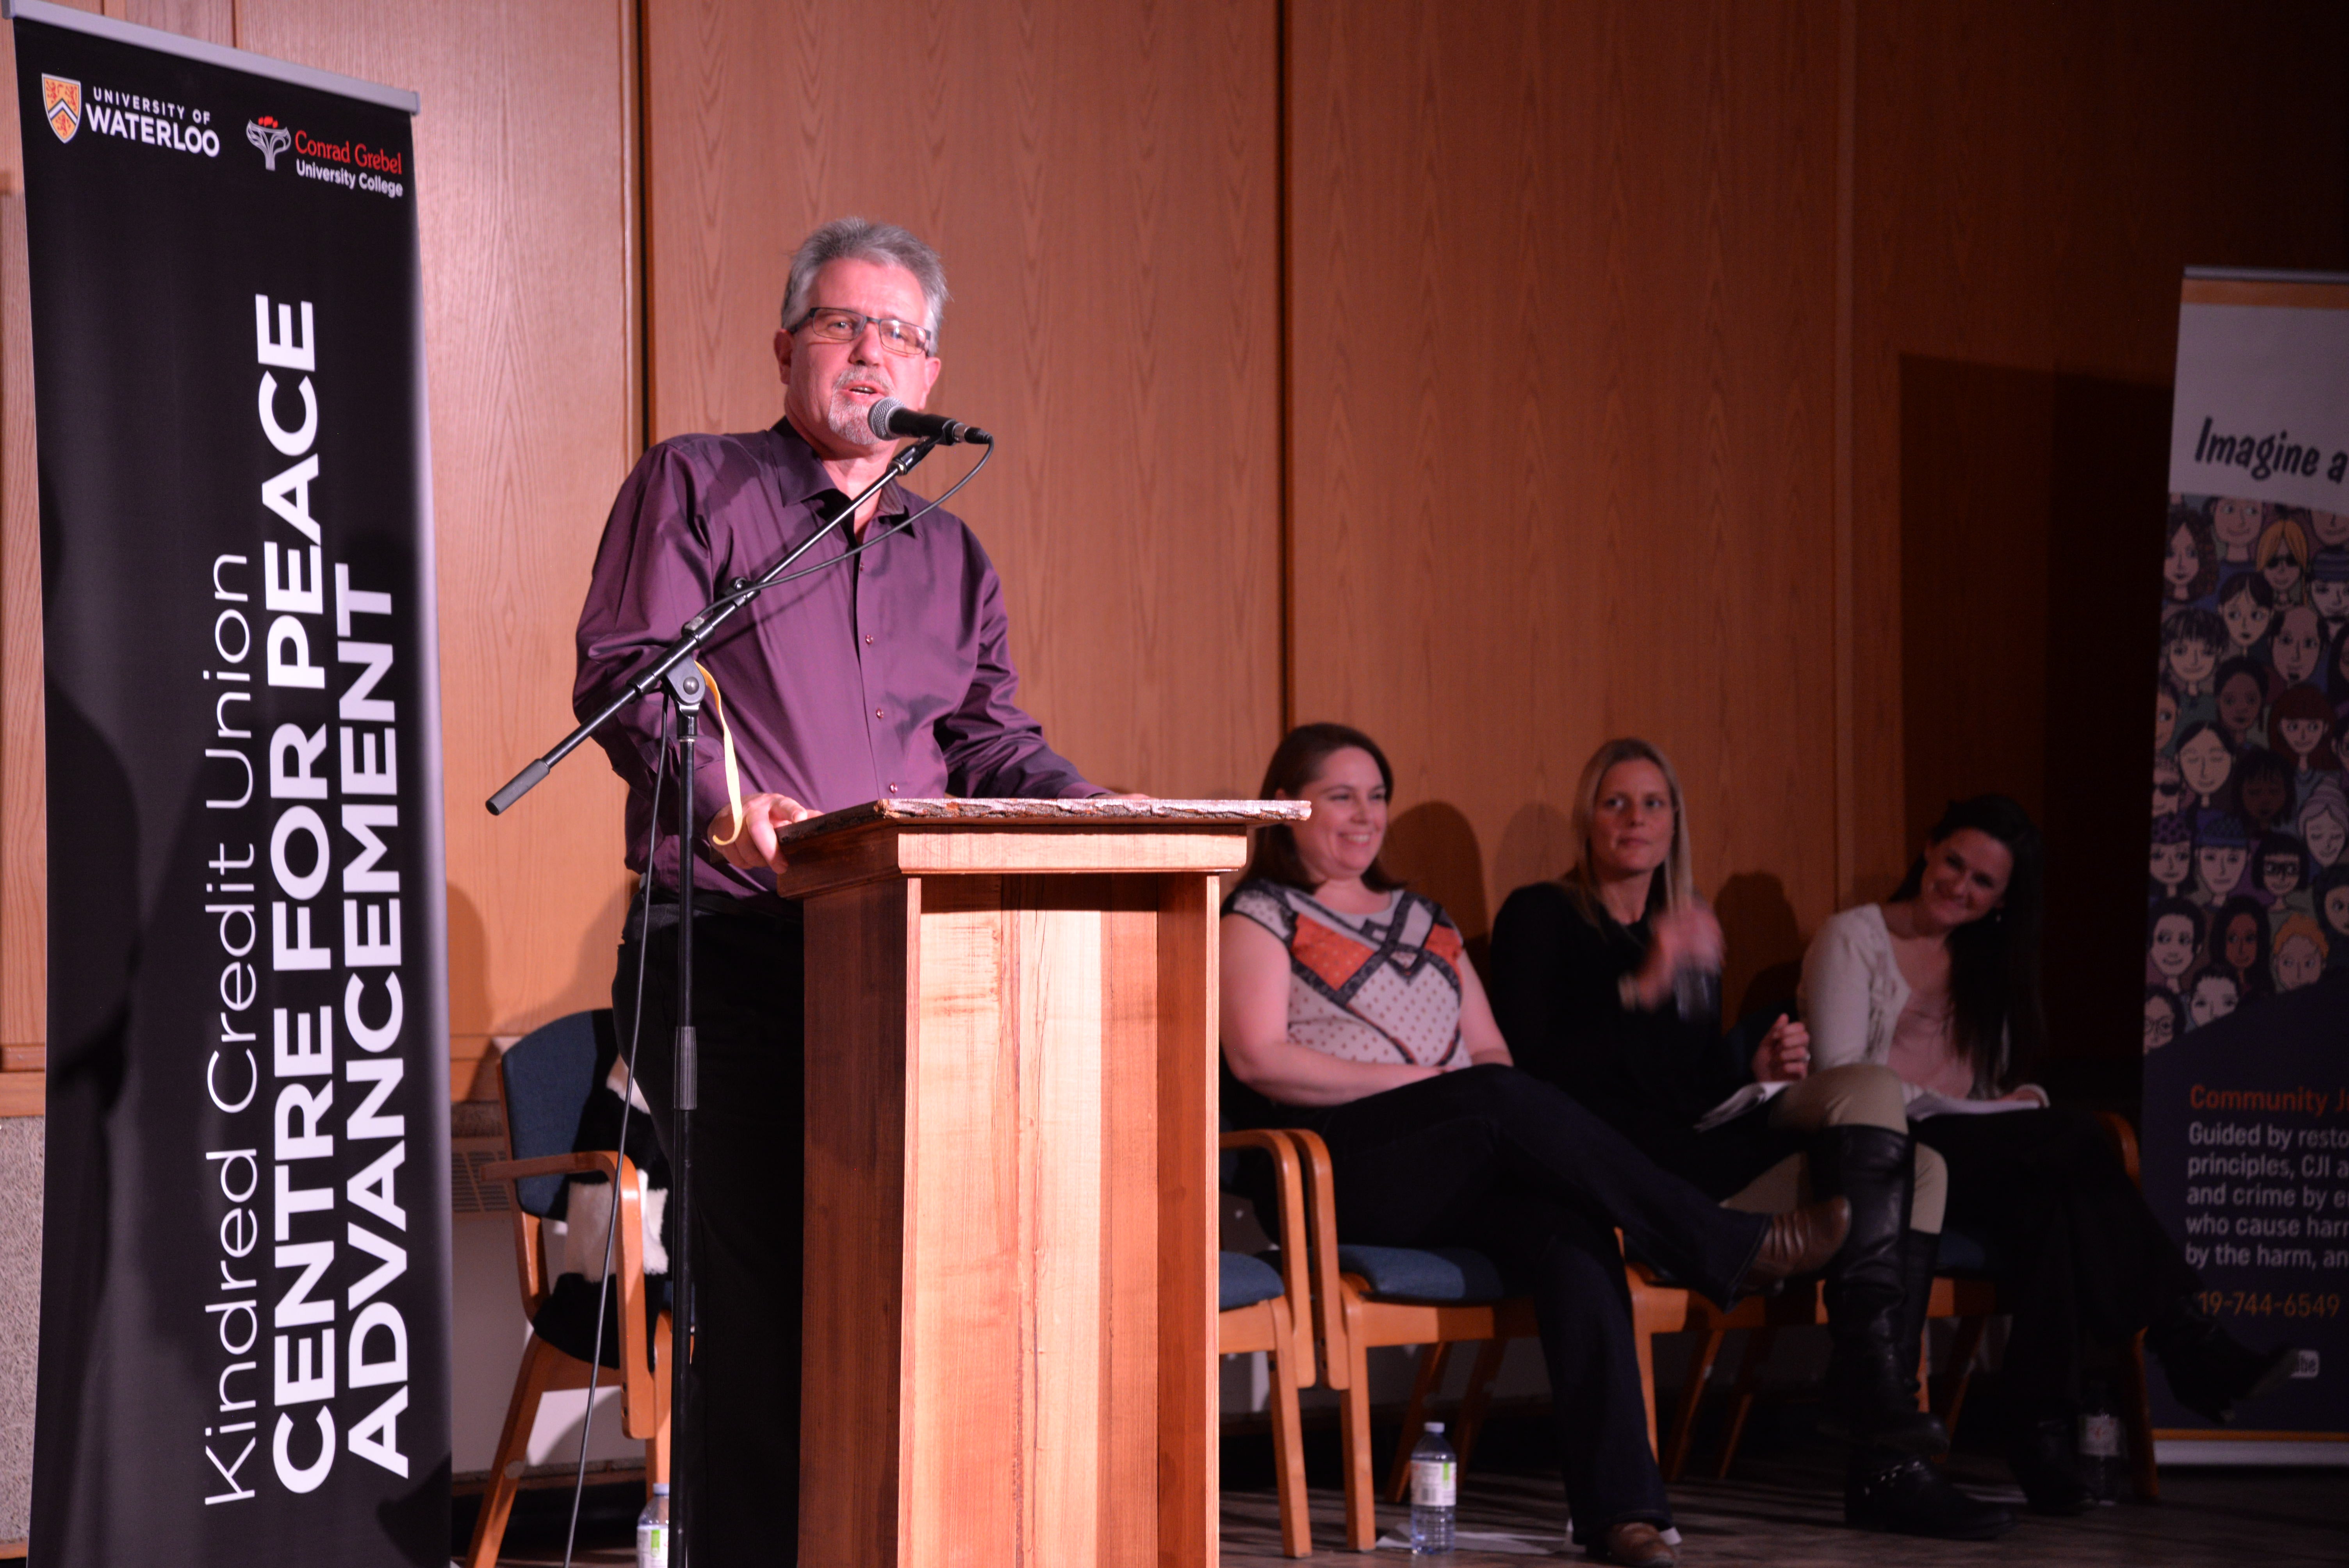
67, 0, 634, 1078
0, 0, 233, 1064
641, 0, 1283, 804
1852, 0, 2349, 1070
1285, 0, 1843, 1001
0, 200, 37, 1053
0, 0, 2333, 1094
0, 0, 100, 1068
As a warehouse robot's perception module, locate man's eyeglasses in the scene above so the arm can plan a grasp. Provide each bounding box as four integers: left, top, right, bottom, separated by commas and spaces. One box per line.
787, 306, 933, 358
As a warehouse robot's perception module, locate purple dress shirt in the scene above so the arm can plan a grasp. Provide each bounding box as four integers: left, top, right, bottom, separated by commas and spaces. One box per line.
576, 420, 1102, 900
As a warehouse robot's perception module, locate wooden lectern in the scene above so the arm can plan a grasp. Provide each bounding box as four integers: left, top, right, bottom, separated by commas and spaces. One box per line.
772, 798, 1305, 1567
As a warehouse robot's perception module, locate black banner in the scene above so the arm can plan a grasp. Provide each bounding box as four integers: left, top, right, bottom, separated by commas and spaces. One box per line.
14, 5, 449, 1563
2142, 975, 2347, 1431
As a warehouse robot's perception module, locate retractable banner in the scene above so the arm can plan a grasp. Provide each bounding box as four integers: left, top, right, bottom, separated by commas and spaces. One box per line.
2142, 269, 2349, 1446
12, 4, 449, 1561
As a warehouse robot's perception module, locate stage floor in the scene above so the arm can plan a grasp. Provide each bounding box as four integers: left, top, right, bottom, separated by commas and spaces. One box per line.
1219, 1449, 2349, 1564
476, 1447, 2349, 1563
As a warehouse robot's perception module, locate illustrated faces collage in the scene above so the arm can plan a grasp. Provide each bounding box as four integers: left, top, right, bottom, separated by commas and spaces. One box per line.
2146, 494, 2349, 1051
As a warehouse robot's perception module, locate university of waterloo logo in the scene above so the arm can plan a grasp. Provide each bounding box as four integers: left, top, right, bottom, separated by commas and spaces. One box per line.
246, 114, 290, 170
41, 75, 81, 144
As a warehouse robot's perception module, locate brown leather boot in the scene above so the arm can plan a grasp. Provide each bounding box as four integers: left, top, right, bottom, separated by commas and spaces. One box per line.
1743, 1196, 1850, 1288
1600, 1521, 1678, 1567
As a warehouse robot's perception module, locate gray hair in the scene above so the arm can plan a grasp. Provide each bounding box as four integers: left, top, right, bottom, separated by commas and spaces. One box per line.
779, 216, 949, 345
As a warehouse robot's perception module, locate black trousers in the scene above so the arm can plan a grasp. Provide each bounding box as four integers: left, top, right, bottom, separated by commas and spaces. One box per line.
1914, 1107, 2199, 1411
613, 895, 804, 1567
1268, 1064, 1772, 1544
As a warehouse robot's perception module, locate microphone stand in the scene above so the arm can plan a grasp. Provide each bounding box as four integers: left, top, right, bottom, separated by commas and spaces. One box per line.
485, 434, 940, 1568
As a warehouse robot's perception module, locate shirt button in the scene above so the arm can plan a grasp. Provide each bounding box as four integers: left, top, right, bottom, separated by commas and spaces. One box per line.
874, 707, 884, 719
864, 634, 875, 645
887, 783, 899, 794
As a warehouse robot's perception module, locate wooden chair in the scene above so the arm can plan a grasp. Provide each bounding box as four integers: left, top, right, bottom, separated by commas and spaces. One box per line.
1415, 1245, 1980, 1484
1289, 1128, 1919, 1530
1692, 1111, 2158, 1497
1299, 1098, 2163, 1509
1624, 1268, 1780, 1480
465, 1012, 672, 1568
1218, 1130, 1319, 1559
1284, 1126, 1541, 1551
1358, 1219, 1980, 1488
1920, 1111, 2158, 1500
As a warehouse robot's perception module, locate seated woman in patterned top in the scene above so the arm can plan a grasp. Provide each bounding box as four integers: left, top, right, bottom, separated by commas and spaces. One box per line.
1221, 724, 1848, 1568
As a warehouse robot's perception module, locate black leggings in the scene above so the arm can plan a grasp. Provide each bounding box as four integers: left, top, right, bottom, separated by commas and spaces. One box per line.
1915, 1107, 2199, 1410
1267, 1064, 1771, 1542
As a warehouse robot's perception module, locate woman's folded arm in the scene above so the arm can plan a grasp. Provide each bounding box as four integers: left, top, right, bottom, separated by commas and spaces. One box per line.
1219, 913, 1438, 1105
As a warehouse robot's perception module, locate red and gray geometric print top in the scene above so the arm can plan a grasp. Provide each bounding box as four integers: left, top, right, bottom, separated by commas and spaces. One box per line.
1227, 877, 1470, 1071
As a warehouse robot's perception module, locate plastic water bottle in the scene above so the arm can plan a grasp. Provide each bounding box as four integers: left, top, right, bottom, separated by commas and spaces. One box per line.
1408, 1422, 1456, 1555
636, 1482, 670, 1567
1673, 964, 1721, 1023
2078, 1389, 2124, 1505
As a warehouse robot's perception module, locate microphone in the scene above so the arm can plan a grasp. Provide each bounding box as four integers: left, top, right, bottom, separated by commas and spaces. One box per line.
868, 397, 991, 446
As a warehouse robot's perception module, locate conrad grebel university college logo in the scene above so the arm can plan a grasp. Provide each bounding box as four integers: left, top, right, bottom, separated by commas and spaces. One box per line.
247, 114, 291, 170
42, 75, 81, 144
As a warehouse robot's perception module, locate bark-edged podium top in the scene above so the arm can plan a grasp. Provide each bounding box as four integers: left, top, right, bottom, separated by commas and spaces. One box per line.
771, 797, 1310, 900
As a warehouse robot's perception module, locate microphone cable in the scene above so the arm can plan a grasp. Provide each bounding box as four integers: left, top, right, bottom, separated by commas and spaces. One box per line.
562, 702, 667, 1568
691, 440, 994, 626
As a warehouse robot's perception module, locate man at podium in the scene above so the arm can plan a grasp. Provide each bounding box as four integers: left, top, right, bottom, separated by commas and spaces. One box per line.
574, 216, 1106, 1561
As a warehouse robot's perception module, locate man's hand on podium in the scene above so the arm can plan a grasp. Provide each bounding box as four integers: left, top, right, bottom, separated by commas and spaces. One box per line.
711, 792, 818, 875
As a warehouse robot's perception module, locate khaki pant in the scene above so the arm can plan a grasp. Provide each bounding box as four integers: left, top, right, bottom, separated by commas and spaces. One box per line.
1717, 1063, 1946, 1233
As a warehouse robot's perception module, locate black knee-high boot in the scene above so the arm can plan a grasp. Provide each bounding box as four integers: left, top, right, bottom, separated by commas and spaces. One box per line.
1846, 1446, 2016, 1540
1842, 1221, 2013, 1539
1892, 1225, 1941, 1421
1809, 1126, 1947, 1456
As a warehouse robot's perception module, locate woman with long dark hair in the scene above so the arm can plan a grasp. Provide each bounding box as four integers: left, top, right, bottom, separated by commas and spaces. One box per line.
2162, 505, 2220, 606
1221, 724, 1850, 1568
1802, 795, 2299, 1513
1488, 738, 2010, 1541
2206, 895, 2273, 998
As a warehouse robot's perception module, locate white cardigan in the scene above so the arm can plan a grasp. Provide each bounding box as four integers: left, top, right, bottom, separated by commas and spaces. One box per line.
1798, 904, 2041, 1105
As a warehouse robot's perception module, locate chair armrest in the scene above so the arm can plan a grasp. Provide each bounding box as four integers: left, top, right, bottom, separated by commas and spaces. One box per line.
484, 1152, 629, 1324
488, 1147, 661, 1418
1281, 1126, 1352, 1390
2095, 1110, 2142, 1187
1223, 1130, 1315, 1378
481, 1151, 622, 1185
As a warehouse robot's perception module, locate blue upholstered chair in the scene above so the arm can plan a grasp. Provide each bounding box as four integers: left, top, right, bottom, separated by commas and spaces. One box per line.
1281, 1126, 1542, 1550
1296, 1113, 2158, 1509
1219, 1129, 1318, 1558
465, 1011, 672, 1568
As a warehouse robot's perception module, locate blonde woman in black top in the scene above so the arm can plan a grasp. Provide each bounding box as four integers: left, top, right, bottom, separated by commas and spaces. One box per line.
1490, 738, 2008, 1540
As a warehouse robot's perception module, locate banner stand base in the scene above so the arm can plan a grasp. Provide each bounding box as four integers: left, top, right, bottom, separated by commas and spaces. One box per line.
2154, 1437, 2349, 1466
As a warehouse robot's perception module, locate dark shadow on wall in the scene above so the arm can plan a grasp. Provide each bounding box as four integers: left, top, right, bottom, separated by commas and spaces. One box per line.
1493, 801, 1577, 912
1713, 871, 1804, 1024
1384, 801, 1490, 977
448, 877, 634, 1032
1899, 356, 2171, 1095
446, 885, 491, 1049
562, 876, 636, 1023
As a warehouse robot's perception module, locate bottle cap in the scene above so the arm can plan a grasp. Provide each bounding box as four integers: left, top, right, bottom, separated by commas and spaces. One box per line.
653, 1482, 670, 1495
1426, 1422, 1444, 1433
